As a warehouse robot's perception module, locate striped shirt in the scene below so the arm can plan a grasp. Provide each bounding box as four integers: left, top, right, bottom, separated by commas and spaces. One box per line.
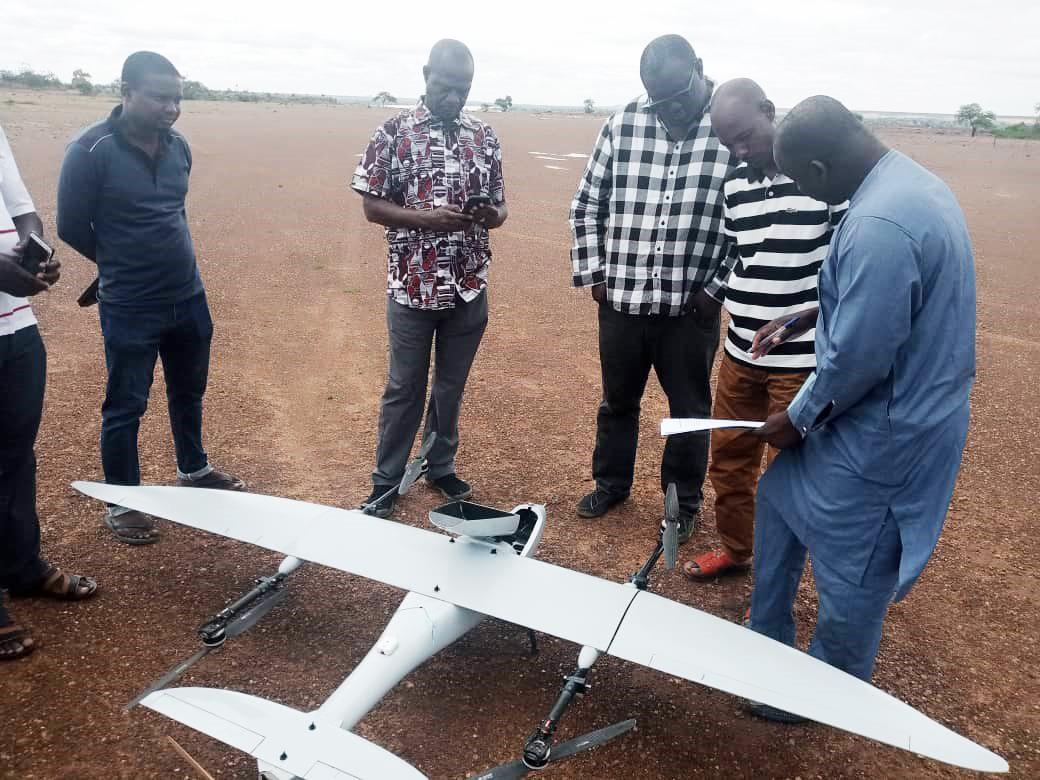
703, 166, 846, 370
569, 92, 733, 316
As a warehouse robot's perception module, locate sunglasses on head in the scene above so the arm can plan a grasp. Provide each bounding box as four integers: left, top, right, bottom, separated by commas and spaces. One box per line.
645, 69, 697, 111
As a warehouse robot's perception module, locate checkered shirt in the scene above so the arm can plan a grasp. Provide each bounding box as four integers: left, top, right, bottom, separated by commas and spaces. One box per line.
569, 94, 734, 316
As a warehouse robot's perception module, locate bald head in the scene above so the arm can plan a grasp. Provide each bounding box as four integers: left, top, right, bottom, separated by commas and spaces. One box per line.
710, 79, 776, 169
423, 39, 474, 121
426, 39, 474, 73
774, 95, 885, 204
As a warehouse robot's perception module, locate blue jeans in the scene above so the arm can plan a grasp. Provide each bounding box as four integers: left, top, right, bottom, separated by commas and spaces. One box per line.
99, 292, 213, 485
749, 492, 902, 682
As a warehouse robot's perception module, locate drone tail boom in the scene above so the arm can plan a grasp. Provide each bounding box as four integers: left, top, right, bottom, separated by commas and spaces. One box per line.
140, 687, 426, 780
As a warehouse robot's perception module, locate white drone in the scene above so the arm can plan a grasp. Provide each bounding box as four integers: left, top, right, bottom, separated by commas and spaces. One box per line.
73, 431, 1007, 779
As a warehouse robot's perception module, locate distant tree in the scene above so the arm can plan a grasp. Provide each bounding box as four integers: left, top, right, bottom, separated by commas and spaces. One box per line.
852, 111, 864, 122
182, 80, 212, 100
583, 98, 595, 114
373, 91, 396, 106
494, 95, 513, 112
1035, 102, 1039, 123
71, 69, 94, 95
480, 102, 491, 112
956, 103, 997, 137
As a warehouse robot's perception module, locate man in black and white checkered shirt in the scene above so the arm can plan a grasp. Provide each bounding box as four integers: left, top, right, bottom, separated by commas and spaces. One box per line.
569, 34, 733, 535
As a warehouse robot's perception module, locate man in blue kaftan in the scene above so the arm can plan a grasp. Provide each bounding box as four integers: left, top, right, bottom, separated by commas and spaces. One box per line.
746, 96, 976, 689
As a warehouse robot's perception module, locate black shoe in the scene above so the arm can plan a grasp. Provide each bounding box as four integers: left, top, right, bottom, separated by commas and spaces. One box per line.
178, 468, 245, 491
677, 510, 699, 545
576, 488, 627, 518
360, 485, 397, 518
427, 473, 472, 500
743, 700, 809, 724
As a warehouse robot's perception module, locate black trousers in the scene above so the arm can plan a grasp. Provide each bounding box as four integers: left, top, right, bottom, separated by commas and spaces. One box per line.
593, 303, 720, 514
0, 325, 49, 626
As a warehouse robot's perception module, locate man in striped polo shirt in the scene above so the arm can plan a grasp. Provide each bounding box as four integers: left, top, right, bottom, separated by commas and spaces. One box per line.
683, 80, 845, 580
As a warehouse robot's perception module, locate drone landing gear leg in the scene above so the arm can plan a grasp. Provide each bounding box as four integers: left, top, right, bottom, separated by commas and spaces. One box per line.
522, 646, 601, 769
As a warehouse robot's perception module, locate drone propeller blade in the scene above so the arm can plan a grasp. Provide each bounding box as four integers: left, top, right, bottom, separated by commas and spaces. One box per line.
663, 483, 679, 570
550, 718, 637, 761
223, 583, 289, 639
465, 719, 637, 780
399, 432, 437, 494
664, 482, 679, 521
125, 646, 213, 711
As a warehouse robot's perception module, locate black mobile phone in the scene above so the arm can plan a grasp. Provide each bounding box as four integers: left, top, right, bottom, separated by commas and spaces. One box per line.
463, 195, 492, 214
20, 232, 54, 276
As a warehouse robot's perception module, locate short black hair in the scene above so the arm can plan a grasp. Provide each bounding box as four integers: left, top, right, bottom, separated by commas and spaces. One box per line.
775, 95, 868, 165
121, 51, 180, 90
640, 35, 697, 77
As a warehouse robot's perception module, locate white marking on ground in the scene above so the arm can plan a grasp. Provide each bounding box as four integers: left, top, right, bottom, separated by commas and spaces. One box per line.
535, 156, 566, 161
564, 153, 588, 158
545, 165, 567, 170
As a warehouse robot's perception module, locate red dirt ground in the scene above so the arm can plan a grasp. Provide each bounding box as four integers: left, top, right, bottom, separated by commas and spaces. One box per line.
0, 91, 1036, 779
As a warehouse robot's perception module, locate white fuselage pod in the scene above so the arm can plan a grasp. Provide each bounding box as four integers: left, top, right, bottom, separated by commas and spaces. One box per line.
255, 505, 546, 779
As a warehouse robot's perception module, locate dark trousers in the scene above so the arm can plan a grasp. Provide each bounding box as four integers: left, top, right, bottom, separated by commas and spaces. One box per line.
99, 292, 213, 485
0, 326, 49, 626
593, 303, 719, 513
373, 293, 488, 485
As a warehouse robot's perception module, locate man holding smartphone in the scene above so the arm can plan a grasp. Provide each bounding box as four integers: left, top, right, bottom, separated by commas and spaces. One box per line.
57, 51, 243, 546
1, 122, 97, 661
352, 39, 507, 517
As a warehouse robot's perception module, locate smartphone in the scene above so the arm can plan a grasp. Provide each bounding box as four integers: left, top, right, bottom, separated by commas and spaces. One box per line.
462, 195, 492, 214
19, 232, 54, 276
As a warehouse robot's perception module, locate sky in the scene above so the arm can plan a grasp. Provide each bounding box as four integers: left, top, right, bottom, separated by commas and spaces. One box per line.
4, 0, 1038, 116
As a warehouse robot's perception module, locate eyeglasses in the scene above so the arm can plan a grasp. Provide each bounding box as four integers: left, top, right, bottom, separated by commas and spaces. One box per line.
644, 69, 697, 112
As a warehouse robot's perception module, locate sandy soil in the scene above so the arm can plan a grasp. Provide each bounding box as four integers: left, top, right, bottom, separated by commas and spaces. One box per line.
0, 89, 1036, 779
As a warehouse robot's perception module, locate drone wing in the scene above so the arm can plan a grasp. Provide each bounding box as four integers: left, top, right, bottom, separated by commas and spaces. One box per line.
73, 483, 1007, 773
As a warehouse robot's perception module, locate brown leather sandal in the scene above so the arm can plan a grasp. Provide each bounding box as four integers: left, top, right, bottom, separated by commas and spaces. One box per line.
0, 623, 36, 661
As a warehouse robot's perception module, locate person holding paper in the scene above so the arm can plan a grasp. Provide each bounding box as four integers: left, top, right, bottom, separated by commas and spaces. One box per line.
681, 80, 845, 581
743, 96, 975, 707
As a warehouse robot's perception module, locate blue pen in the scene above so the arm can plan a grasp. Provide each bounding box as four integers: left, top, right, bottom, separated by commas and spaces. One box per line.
757, 316, 800, 354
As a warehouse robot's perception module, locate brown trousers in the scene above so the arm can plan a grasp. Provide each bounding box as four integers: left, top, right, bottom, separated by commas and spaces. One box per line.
709, 354, 810, 560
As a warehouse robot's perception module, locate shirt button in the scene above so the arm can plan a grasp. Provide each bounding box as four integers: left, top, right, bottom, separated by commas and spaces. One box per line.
660, 219, 666, 226
664, 195, 671, 201
656, 245, 662, 252
767, 190, 774, 197
669, 170, 676, 175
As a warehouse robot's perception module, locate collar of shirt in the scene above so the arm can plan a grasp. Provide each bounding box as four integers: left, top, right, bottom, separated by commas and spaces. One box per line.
412, 99, 479, 131
107, 104, 175, 157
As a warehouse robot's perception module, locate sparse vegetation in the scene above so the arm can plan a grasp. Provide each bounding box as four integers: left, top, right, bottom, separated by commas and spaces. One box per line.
993, 122, 1040, 140
373, 91, 397, 106
71, 69, 94, 95
1, 68, 63, 89
583, 98, 594, 114
494, 95, 513, 112
956, 103, 997, 137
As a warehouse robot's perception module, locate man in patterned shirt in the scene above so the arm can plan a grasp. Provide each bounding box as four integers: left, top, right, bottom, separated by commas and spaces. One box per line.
570, 35, 732, 536
352, 39, 507, 517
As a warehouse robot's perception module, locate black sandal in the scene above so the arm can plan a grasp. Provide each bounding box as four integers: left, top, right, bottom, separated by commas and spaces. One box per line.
0, 623, 36, 661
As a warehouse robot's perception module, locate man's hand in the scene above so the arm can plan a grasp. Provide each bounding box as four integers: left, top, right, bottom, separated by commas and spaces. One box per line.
753, 411, 802, 449
590, 282, 607, 304
750, 307, 819, 359
468, 203, 504, 229
0, 244, 50, 297
422, 205, 473, 233
38, 255, 61, 286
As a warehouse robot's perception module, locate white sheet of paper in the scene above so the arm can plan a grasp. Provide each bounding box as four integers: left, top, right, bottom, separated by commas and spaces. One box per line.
661, 418, 765, 436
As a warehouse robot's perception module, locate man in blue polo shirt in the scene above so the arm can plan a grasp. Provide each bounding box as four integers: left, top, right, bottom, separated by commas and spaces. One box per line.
58, 51, 242, 546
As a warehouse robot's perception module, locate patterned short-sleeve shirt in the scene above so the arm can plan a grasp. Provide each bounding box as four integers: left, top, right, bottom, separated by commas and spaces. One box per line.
351, 101, 505, 310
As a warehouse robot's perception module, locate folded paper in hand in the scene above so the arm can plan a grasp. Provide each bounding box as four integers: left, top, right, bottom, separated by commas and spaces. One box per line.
661, 418, 765, 436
